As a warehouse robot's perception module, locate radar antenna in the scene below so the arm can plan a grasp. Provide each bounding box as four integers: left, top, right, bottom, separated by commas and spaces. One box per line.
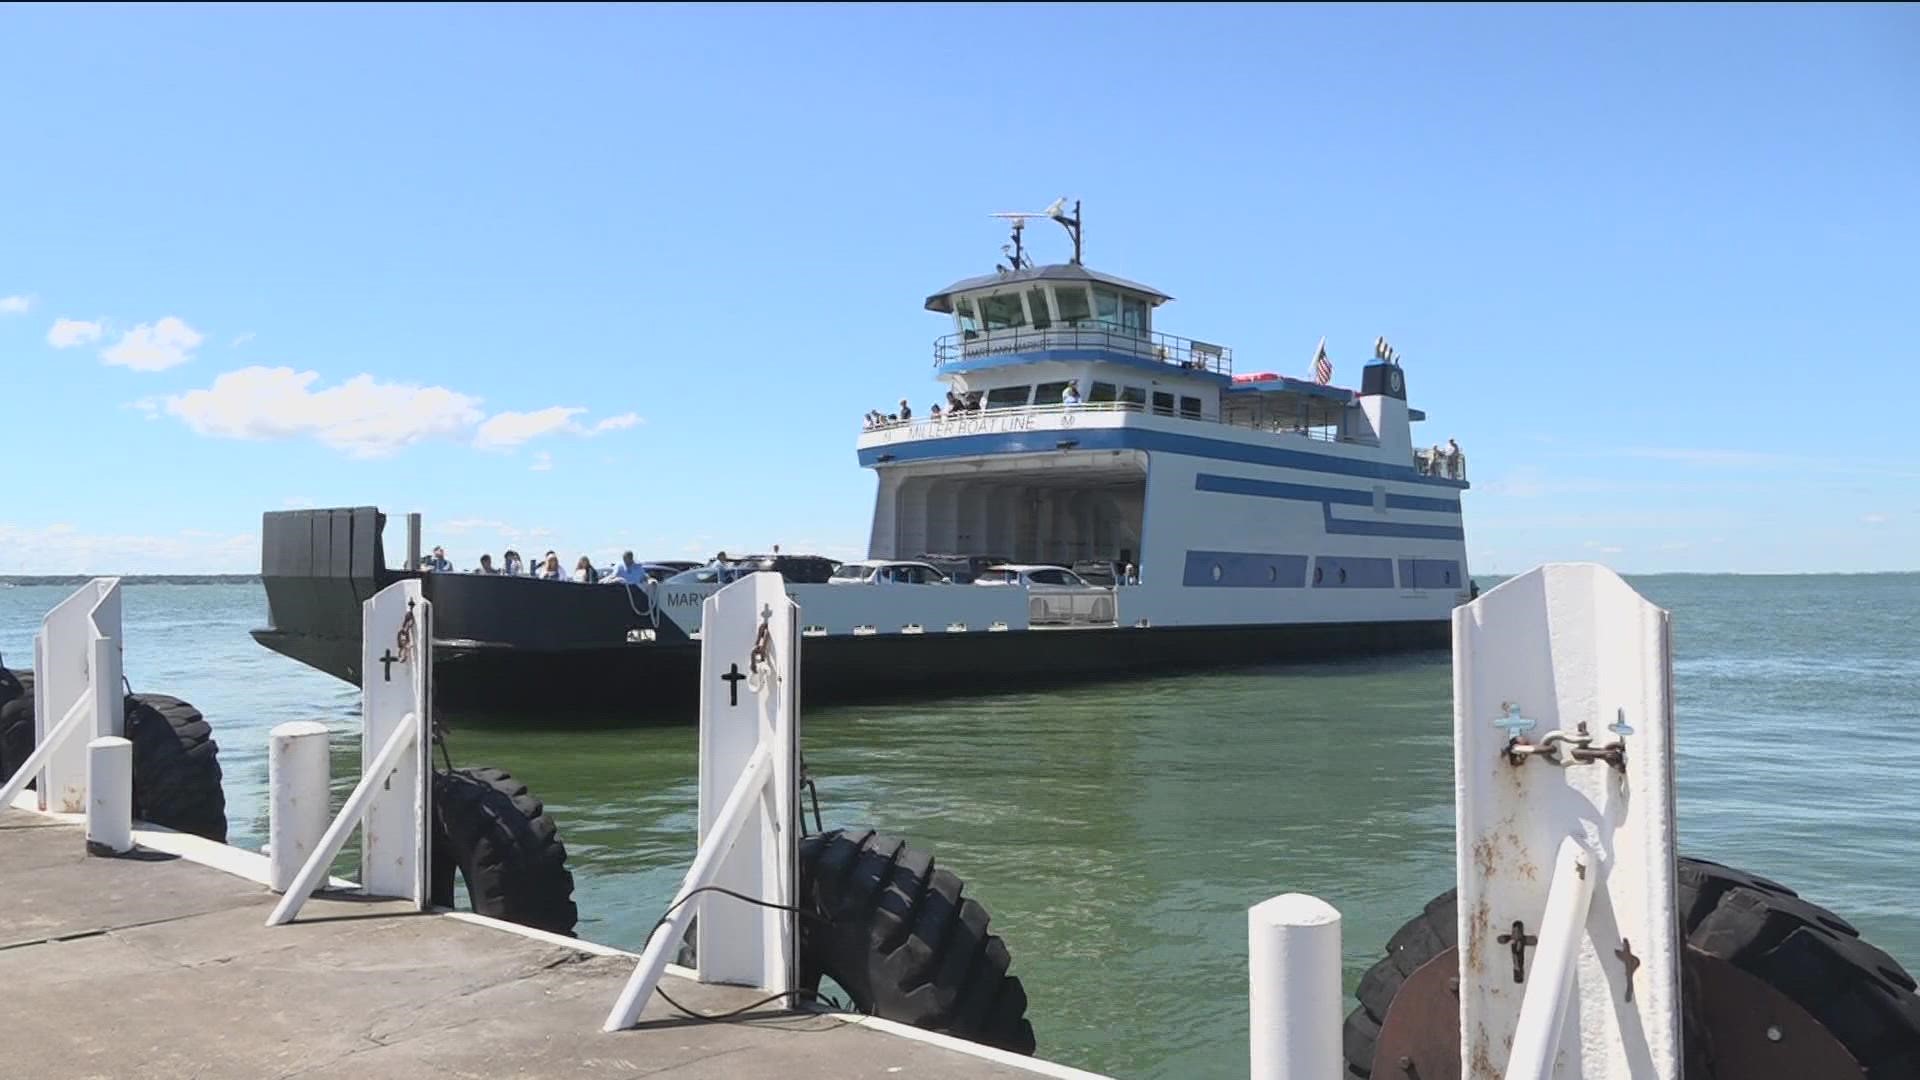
990, 197, 1084, 266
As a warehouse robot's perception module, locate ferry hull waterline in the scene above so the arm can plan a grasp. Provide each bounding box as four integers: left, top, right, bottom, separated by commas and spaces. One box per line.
252, 207, 1471, 714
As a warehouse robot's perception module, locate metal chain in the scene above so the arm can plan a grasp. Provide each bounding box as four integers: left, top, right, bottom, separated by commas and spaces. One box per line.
394, 601, 417, 664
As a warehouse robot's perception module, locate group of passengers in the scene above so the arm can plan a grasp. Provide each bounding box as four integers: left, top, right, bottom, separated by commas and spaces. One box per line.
421, 547, 654, 585
1418, 437, 1466, 480
867, 383, 1098, 429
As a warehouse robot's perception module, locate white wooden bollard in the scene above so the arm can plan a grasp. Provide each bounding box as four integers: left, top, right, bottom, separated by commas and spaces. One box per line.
269, 721, 332, 893
1248, 893, 1342, 1080
33, 578, 122, 813
84, 736, 132, 855
604, 571, 798, 1032
1454, 563, 1679, 1079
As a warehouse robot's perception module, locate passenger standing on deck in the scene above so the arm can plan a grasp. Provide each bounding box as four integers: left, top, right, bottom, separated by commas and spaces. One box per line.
1063, 381, 1081, 405
573, 556, 599, 584
538, 552, 564, 580
502, 549, 524, 576
609, 551, 646, 584
426, 546, 451, 572
476, 554, 498, 575
1447, 437, 1463, 479
898, 398, 912, 421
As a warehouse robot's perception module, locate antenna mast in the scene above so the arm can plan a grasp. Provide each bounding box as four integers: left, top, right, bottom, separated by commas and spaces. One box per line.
1054, 198, 1083, 265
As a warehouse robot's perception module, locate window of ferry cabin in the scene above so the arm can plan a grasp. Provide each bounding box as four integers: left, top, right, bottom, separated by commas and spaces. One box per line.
1152, 391, 1175, 416
1121, 295, 1149, 336
1120, 385, 1146, 408
1092, 286, 1121, 329
980, 292, 1026, 330
955, 297, 981, 335
1179, 395, 1203, 420
1034, 381, 1071, 406
1025, 288, 1052, 329
985, 385, 1032, 410
1089, 381, 1118, 403
1055, 285, 1092, 326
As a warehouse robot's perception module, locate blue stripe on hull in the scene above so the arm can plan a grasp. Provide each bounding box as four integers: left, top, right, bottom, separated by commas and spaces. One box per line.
1183, 551, 1309, 587
1191, 472, 1468, 541
859, 426, 1470, 489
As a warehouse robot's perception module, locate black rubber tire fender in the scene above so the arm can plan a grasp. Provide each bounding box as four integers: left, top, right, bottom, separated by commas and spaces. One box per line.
123, 693, 228, 843
1341, 856, 1920, 1078
0, 669, 32, 787
798, 828, 1037, 1055
430, 766, 579, 937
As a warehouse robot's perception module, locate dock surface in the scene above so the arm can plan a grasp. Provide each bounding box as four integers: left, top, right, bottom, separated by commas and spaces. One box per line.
1, 807, 1060, 1079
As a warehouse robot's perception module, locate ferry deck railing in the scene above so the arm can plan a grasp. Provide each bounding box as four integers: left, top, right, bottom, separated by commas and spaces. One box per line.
861, 401, 1460, 476
933, 327, 1233, 376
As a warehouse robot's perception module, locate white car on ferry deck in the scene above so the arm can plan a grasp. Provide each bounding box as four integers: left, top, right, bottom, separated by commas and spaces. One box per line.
971, 564, 1103, 592
828, 560, 952, 585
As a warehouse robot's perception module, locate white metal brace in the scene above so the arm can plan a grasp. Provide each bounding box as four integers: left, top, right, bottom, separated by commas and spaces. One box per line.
1454, 564, 1680, 1079
604, 571, 799, 1031
266, 579, 432, 926
0, 578, 122, 815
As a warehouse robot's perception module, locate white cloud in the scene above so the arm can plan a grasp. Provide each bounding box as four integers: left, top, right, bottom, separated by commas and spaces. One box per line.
165, 366, 485, 458
0, 522, 254, 575
587, 412, 641, 435
230, 331, 255, 348
475, 406, 587, 449
48, 317, 104, 348
1861, 512, 1889, 525
102, 316, 204, 371
1, 295, 33, 315
474, 407, 642, 449
282, 496, 316, 508
529, 451, 554, 472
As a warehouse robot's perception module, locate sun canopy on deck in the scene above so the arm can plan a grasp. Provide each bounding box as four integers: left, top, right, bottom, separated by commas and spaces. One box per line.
1223, 373, 1356, 430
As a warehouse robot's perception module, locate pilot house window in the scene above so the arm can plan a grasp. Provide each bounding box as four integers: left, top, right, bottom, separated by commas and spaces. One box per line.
1179, 396, 1203, 420
980, 292, 1027, 330
1034, 381, 1071, 406
1026, 288, 1052, 329
1055, 285, 1092, 325
1152, 391, 1175, 416
1120, 386, 1147, 408
1089, 381, 1118, 403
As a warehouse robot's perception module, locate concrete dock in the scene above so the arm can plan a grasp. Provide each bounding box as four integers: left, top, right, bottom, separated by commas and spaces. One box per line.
1, 806, 1083, 1080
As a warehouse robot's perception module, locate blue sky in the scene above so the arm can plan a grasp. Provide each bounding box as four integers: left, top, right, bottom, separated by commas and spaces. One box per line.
2, 4, 1915, 575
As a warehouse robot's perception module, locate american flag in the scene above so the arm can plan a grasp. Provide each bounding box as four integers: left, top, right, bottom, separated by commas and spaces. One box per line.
1312, 337, 1332, 384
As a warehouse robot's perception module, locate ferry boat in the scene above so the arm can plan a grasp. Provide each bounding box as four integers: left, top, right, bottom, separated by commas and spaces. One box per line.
251, 204, 1471, 712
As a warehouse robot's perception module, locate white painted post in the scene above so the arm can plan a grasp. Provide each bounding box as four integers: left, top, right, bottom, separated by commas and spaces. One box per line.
1248, 893, 1342, 1080
1505, 838, 1602, 1080
1454, 564, 1680, 1079
33, 578, 122, 813
359, 580, 431, 903
694, 572, 798, 990
603, 571, 799, 1032
84, 736, 132, 855
265, 711, 419, 927
269, 721, 332, 893
265, 578, 432, 926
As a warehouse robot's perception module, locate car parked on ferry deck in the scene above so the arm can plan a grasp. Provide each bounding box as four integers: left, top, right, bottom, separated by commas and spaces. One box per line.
828, 560, 952, 585
971, 564, 1103, 591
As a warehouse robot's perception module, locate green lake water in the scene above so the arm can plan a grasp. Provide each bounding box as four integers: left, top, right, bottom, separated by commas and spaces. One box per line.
2, 572, 1913, 1078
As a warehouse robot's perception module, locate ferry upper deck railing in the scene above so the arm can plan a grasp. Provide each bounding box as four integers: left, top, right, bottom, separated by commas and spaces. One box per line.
860, 401, 1466, 481
933, 327, 1233, 376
